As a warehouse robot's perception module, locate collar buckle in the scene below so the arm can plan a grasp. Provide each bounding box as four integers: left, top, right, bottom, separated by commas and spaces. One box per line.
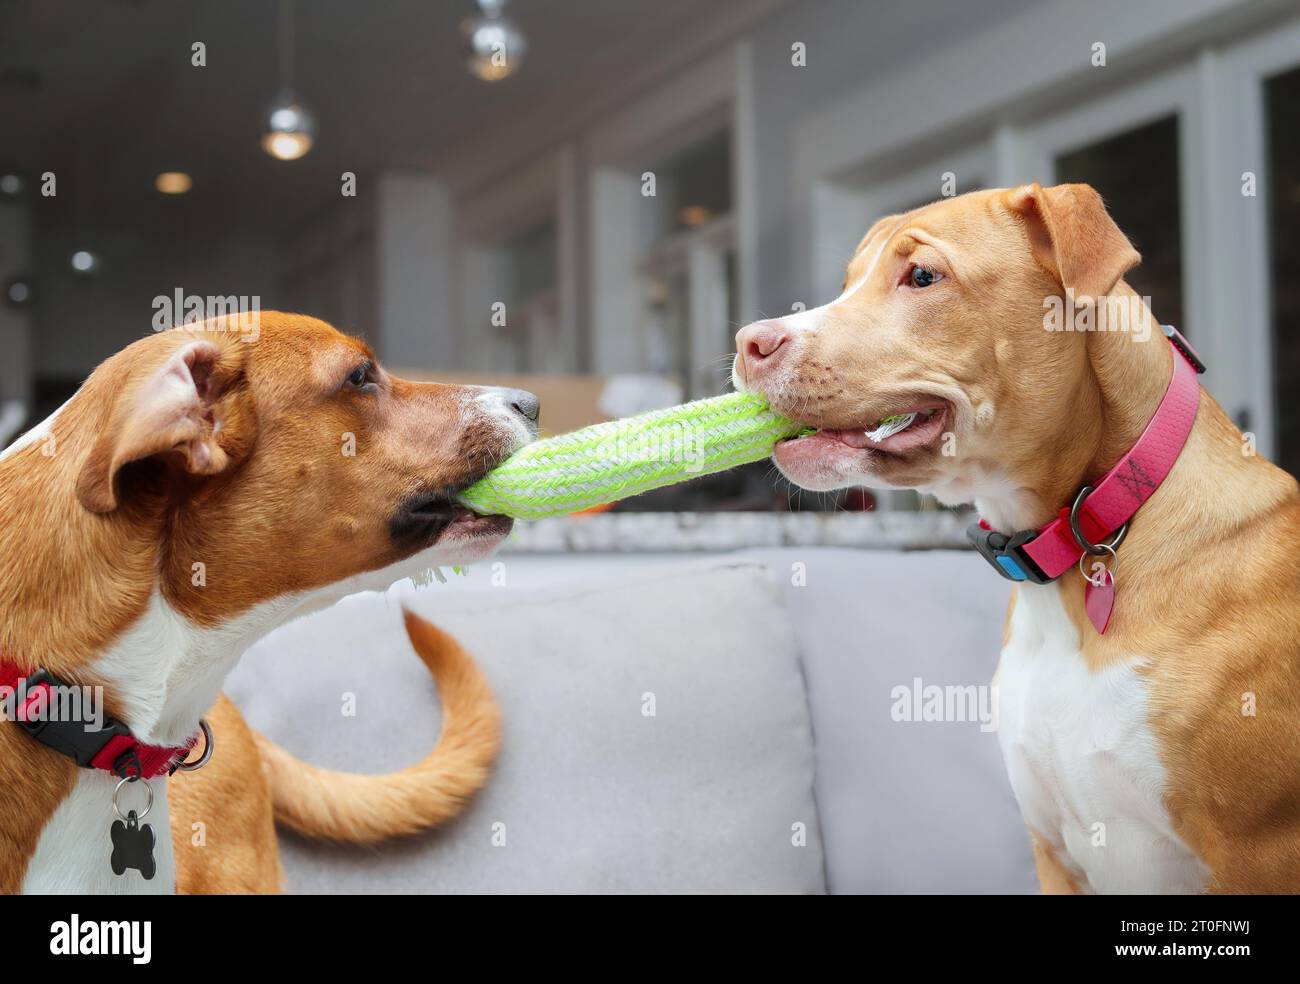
965, 521, 1055, 584
14, 667, 133, 768
1161, 324, 1206, 374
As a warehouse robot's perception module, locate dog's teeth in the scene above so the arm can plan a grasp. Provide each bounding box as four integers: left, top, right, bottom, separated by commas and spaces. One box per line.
865, 412, 917, 442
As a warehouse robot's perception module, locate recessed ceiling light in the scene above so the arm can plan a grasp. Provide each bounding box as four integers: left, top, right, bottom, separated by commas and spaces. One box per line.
70, 250, 99, 275
678, 205, 713, 228
155, 172, 192, 194
4, 277, 32, 307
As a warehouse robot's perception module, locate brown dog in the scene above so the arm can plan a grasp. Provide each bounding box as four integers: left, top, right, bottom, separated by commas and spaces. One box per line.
0, 313, 534, 893
734, 184, 1300, 893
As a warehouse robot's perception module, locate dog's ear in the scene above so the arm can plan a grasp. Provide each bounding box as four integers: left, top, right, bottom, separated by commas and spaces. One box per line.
77, 333, 251, 513
1004, 183, 1140, 300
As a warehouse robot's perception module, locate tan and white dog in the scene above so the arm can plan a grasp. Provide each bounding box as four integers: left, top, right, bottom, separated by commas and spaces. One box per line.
734, 183, 1300, 894
0, 312, 535, 894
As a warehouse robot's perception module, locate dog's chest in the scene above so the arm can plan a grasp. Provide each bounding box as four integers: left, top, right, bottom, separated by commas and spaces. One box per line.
995, 586, 1208, 894
22, 771, 175, 894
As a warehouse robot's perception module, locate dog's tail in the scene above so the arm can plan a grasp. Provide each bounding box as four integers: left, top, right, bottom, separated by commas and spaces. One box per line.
251, 608, 501, 843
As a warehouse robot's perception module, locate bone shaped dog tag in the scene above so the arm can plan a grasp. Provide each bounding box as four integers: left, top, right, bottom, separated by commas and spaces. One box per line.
110, 810, 156, 880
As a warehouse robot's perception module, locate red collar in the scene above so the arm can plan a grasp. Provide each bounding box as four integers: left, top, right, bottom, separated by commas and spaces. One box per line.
968, 324, 1204, 589
0, 661, 201, 779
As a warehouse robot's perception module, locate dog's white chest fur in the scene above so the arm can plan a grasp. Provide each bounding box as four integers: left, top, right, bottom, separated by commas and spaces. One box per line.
22, 771, 175, 894
995, 585, 1209, 894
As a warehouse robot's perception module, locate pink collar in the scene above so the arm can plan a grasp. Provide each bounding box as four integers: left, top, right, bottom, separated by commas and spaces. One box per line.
968, 325, 1204, 607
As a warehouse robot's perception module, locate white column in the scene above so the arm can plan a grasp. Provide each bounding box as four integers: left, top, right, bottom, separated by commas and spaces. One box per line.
733, 38, 759, 325
375, 172, 453, 369
555, 144, 583, 372
687, 240, 727, 399
588, 168, 643, 374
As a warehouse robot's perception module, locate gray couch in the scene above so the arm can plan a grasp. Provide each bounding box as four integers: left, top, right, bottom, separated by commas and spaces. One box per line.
225, 548, 1038, 893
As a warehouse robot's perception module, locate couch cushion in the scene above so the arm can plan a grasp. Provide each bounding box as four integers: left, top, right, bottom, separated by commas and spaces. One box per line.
743, 547, 1037, 894
226, 559, 826, 894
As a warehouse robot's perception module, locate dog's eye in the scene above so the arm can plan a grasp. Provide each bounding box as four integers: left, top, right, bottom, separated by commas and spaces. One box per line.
908, 265, 942, 289
344, 362, 373, 390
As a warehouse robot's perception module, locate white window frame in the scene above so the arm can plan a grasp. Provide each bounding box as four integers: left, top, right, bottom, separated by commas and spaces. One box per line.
1213, 18, 1300, 460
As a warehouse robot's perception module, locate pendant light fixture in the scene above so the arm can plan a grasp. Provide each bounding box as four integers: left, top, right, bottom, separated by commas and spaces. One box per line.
463, 0, 527, 82
262, 0, 315, 161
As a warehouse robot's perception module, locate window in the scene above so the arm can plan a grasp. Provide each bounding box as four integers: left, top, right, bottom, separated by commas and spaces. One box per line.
648, 129, 732, 243
639, 269, 688, 379
635, 128, 736, 398
498, 219, 559, 373
1055, 116, 1184, 331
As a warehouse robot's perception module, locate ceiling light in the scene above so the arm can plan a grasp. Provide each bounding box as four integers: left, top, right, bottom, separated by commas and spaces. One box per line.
261, 98, 315, 160
678, 205, 713, 228
155, 172, 193, 194
463, 0, 526, 82
70, 250, 99, 275
262, 0, 315, 160
4, 277, 32, 307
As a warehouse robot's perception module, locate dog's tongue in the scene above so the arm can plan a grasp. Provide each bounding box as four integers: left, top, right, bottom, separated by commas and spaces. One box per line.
802, 409, 942, 454
817, 428, 874, 449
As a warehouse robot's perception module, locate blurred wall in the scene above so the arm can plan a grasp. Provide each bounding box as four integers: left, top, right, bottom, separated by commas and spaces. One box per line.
31, 220, 279, 385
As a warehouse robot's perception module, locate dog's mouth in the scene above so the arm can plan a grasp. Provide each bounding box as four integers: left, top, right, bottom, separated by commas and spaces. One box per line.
393, 482, 513, 547
768, 401, 949, 491
779, 403, 949, 457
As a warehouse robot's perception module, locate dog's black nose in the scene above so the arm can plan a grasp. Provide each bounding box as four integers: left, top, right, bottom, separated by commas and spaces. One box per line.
501, 388, 540, 423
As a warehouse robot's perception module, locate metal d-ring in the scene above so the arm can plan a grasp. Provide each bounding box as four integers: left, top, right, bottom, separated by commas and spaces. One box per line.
113, 775, 154, 822
174, 718, 214, 773
1070, 486, 1129, 556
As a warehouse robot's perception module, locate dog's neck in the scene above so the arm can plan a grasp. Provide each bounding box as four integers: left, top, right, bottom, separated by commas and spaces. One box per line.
973, 284, 1292, 578
0, 404, 265, 746
975, 285, 1176, 531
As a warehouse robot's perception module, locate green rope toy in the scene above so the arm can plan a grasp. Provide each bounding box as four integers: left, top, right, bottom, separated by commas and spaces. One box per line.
459, 391, 810, 520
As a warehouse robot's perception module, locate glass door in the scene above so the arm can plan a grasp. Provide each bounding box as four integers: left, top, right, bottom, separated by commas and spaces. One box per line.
1264, 65, 1300, 477
1220, 16, 1300, 476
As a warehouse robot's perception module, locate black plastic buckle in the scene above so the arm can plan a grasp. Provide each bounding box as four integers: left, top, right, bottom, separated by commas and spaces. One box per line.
14, 667, 132, 768
966, 522, 1055, 585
